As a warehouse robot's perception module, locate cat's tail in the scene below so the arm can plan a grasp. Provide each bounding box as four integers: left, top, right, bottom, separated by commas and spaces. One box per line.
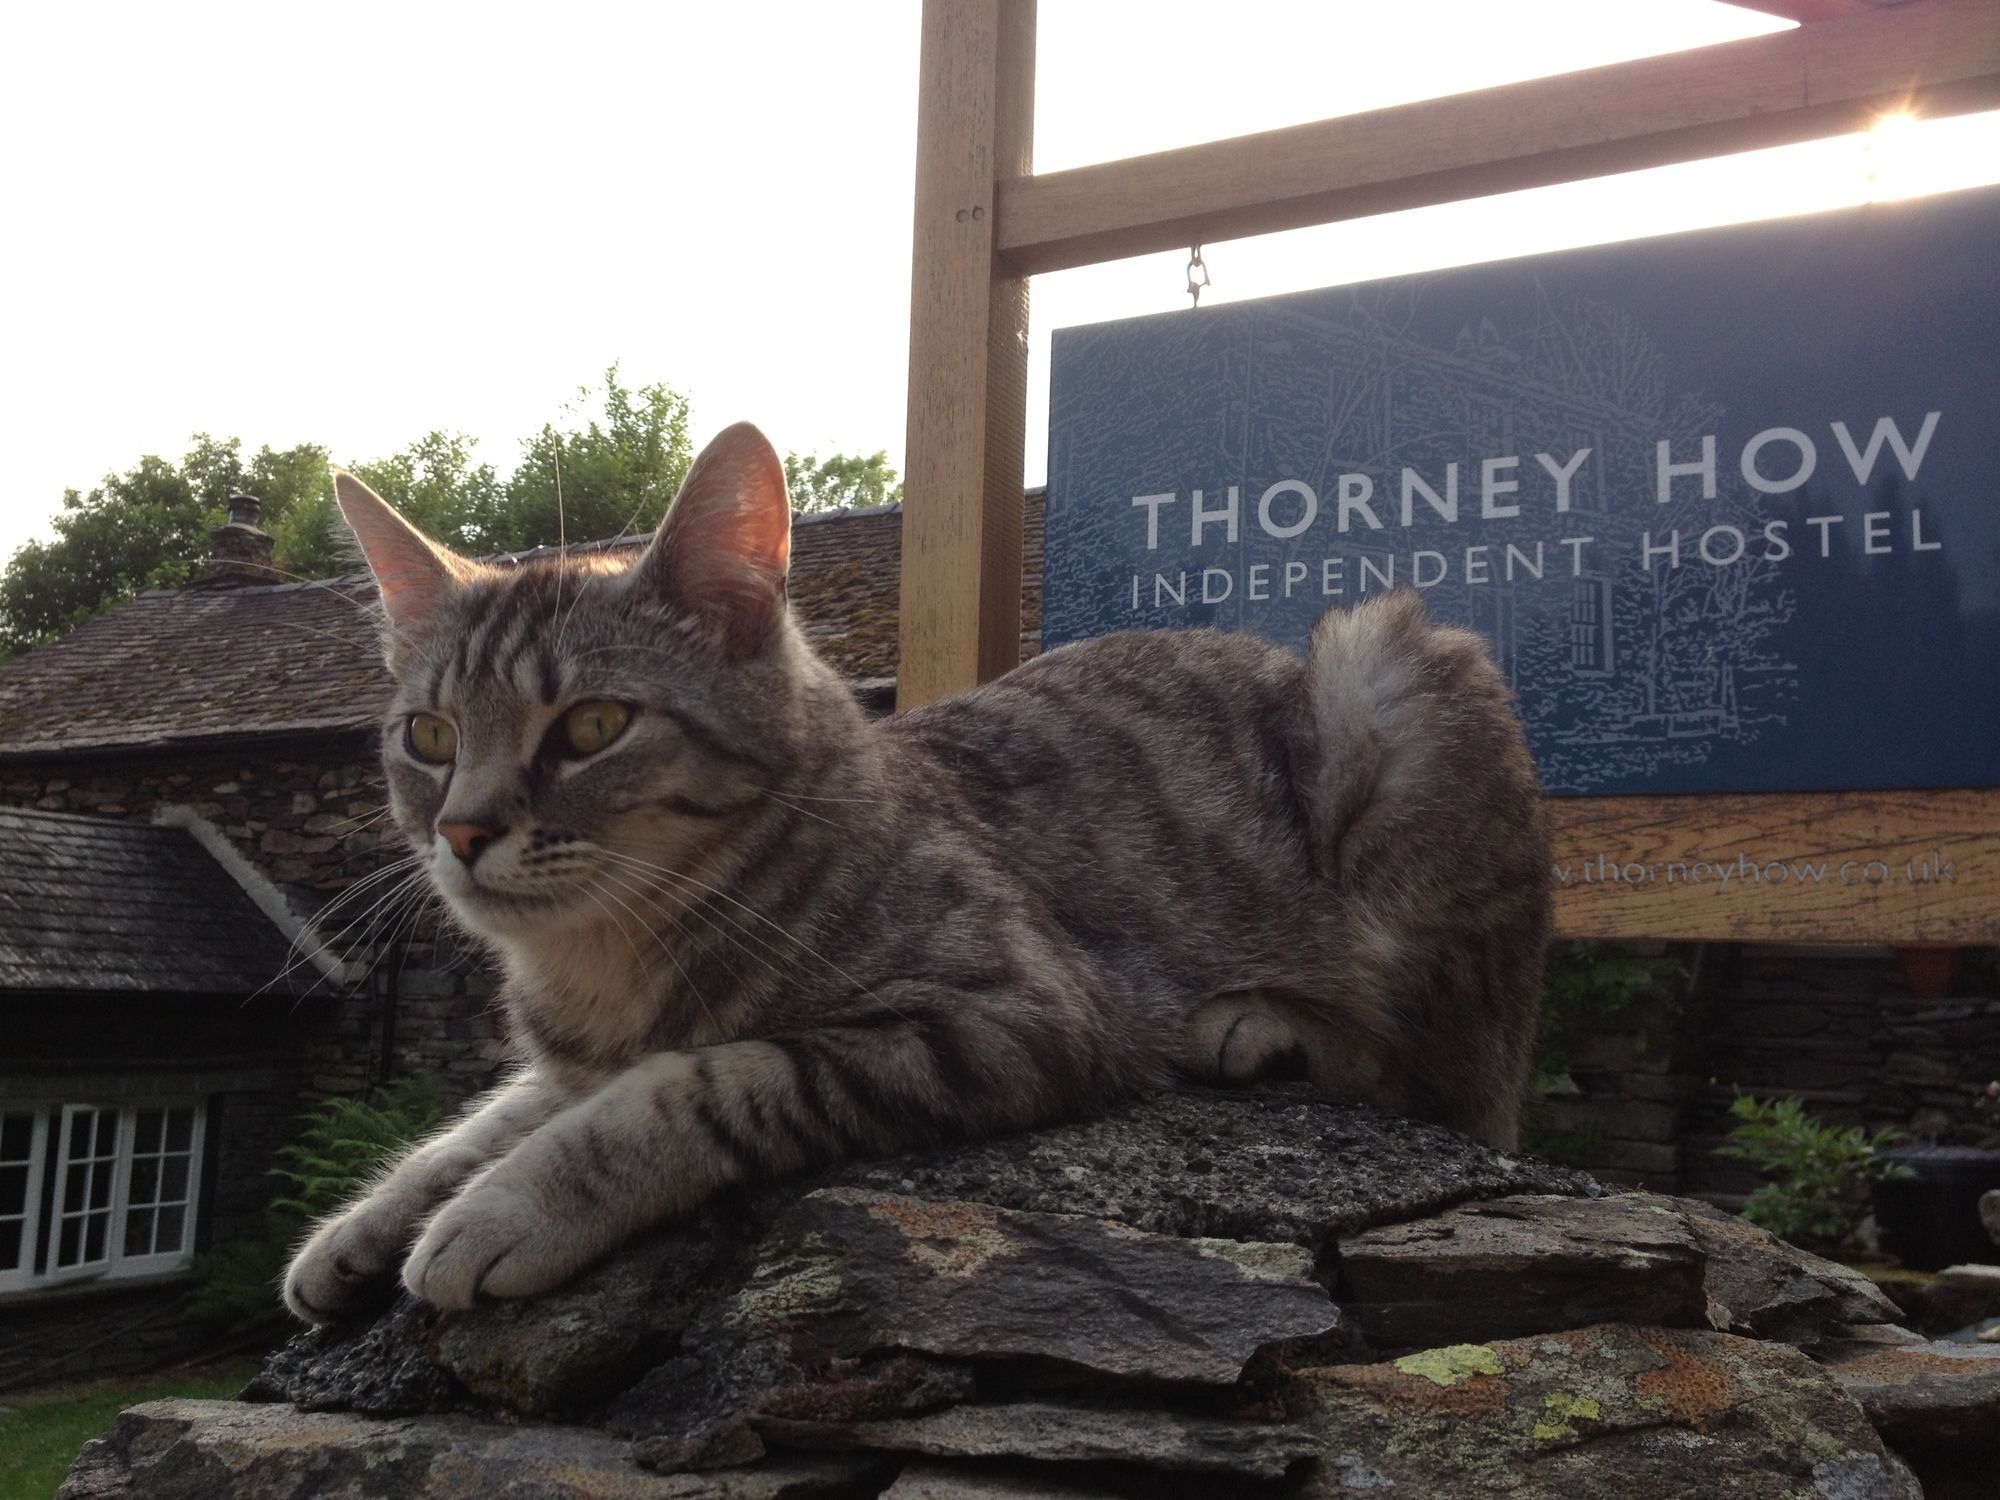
1301, 589, 1551, 1147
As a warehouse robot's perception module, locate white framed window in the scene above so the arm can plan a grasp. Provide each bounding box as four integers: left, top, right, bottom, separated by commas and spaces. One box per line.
0, 1108, 49, 1293
0, 1099, 205, 1293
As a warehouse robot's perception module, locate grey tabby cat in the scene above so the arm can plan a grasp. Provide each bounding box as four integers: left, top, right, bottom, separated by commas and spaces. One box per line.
284, 422, 1549, 1324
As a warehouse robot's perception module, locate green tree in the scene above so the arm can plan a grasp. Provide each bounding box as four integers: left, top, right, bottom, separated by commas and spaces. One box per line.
0, 437, 328, 656
0, 368, 897, 659
783, 448, 904, 515
499, 366, 694, 550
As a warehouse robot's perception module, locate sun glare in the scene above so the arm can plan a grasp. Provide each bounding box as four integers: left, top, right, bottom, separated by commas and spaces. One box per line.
1864, 110, 1925, 201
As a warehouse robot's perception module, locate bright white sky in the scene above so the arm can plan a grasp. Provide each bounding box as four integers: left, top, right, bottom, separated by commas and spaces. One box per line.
3, 0, 1997, 566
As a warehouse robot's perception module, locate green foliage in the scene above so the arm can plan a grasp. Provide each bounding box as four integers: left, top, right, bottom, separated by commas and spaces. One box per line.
1715, 1093, 1911, 1251
266, 1076, 446, 1224
1519, 1123, 1611, 1169
499, 365, 693, 550
185, 1078, 444, 1334
783, 448, 903, 515
1533, 940, 1681, 1087
1520, 941, 1682, 1167
0, 365, 702, 657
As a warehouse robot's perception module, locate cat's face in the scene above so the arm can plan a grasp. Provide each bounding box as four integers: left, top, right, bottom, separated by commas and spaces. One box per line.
337, 424, 796, 941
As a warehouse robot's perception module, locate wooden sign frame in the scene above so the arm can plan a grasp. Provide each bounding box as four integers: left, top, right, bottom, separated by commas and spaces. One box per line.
897, 0, 2000, 944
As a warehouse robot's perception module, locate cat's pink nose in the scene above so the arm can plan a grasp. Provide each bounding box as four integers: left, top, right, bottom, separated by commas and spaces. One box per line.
438, 822, 502, 865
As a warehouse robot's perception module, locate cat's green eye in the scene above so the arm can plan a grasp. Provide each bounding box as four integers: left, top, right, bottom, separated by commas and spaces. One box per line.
406, 712, 459, 764
562, 700, 631, 756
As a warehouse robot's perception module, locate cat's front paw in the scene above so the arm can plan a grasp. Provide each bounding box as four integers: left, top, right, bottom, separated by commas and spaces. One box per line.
284, 1200, 411, 1324
402, 1173, 588, 1311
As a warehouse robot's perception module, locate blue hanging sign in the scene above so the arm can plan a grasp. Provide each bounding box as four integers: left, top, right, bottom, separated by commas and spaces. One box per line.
1044, 186, 2000, 797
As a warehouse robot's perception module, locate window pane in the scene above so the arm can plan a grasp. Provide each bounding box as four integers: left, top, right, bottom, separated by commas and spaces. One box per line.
129, 1156, 158, 1208
93, 1111, 116, 1156
84, 1212, 107, 1263
161, 1157, 189, 1203
88, 1163, 111, 1210
64, 1162, 86, 1210
164, 1110, 192, 1153
0, 1164, 23, 1218
155, 1205, 185, 1251
58, 1217, 79, 1266
135, 1109, 162, 1155
124, 1208, 155, 1257
0, 1220, 18, 1270
1, 1114, 29, 1161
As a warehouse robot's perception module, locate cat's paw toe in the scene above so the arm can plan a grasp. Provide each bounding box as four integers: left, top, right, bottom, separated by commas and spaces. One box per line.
284, 1210, 403, 1324
403, 1183, 571, 1310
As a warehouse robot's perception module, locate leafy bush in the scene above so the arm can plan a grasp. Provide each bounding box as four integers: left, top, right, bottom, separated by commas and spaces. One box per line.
1714, 1093, 1910, 1251
1533, 941, 1682, 1087
185, 1078, 444, 1333
1521, 942, 1682, 1165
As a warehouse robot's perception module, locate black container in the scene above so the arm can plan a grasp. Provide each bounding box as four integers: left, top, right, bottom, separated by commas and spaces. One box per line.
1872, 1146, 2000, 1272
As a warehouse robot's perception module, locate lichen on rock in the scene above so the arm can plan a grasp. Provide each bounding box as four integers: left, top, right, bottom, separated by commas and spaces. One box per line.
59, 1090, 1980, 1499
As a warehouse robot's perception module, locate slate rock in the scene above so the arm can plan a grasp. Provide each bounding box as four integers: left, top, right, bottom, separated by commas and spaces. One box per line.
1674, 1197, 1903, 1345
55, 1398, 878, 1500
831, 1087, 1597, 1245
1826, 1339, 2000, 1454
1286, 1323, 1922, 1498
620, 1345, 976, 1476
727, 1188, 1341, 1384
426, 1217, 741, 1415
762, 1398, 1321, 1481
245, 1297, 465, 1416
1336, 1193, 1705, 1347
619, 1336, 800, 1473
1980, 1188, 2000, 1249
879, 1465, 1125, 1499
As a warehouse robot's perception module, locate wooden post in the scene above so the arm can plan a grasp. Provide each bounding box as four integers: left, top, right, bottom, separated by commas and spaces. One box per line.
897, 0, 1035, 712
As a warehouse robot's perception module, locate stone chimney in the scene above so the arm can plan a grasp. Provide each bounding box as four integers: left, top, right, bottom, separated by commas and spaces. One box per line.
202, 492, 279, 585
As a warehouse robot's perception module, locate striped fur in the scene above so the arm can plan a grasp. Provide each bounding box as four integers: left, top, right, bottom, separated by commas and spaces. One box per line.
284, 427, 1549, 1321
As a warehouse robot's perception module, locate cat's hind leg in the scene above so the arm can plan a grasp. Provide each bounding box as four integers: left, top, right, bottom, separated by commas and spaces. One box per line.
1180, 992, 1311, 1084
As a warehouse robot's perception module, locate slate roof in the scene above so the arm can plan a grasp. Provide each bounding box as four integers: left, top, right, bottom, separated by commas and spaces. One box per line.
0, 806, 312, 996
0, 496, 1047, 759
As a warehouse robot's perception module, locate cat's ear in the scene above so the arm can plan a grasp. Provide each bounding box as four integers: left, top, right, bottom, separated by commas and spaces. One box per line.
333, 470, 471, 632
636, 422, 792, 656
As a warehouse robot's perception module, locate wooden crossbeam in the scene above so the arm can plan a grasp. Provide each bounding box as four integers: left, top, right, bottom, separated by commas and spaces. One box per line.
1728, 0, 1891, 22
994, 0, 2000, 275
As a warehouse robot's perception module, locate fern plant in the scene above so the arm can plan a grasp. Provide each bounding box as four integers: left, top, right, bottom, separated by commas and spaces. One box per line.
186, 1077, 445, 1333
1714, 1093, 1910, 1251
268, 1079, 446, 1224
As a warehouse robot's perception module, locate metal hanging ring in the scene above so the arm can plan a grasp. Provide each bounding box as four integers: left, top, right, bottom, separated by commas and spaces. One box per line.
1186, 244, 1211, 308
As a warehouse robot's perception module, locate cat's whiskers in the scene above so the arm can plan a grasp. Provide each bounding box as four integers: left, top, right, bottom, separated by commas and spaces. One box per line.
250, 855, 430, 1004
577, 881, 646, 967
588, 867, 727, 1038
752, 790, 887, 805
597, 847, 891, 1011
752, 789, 842, 830
322, 806, 394, 834
599, 854, 792, 981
